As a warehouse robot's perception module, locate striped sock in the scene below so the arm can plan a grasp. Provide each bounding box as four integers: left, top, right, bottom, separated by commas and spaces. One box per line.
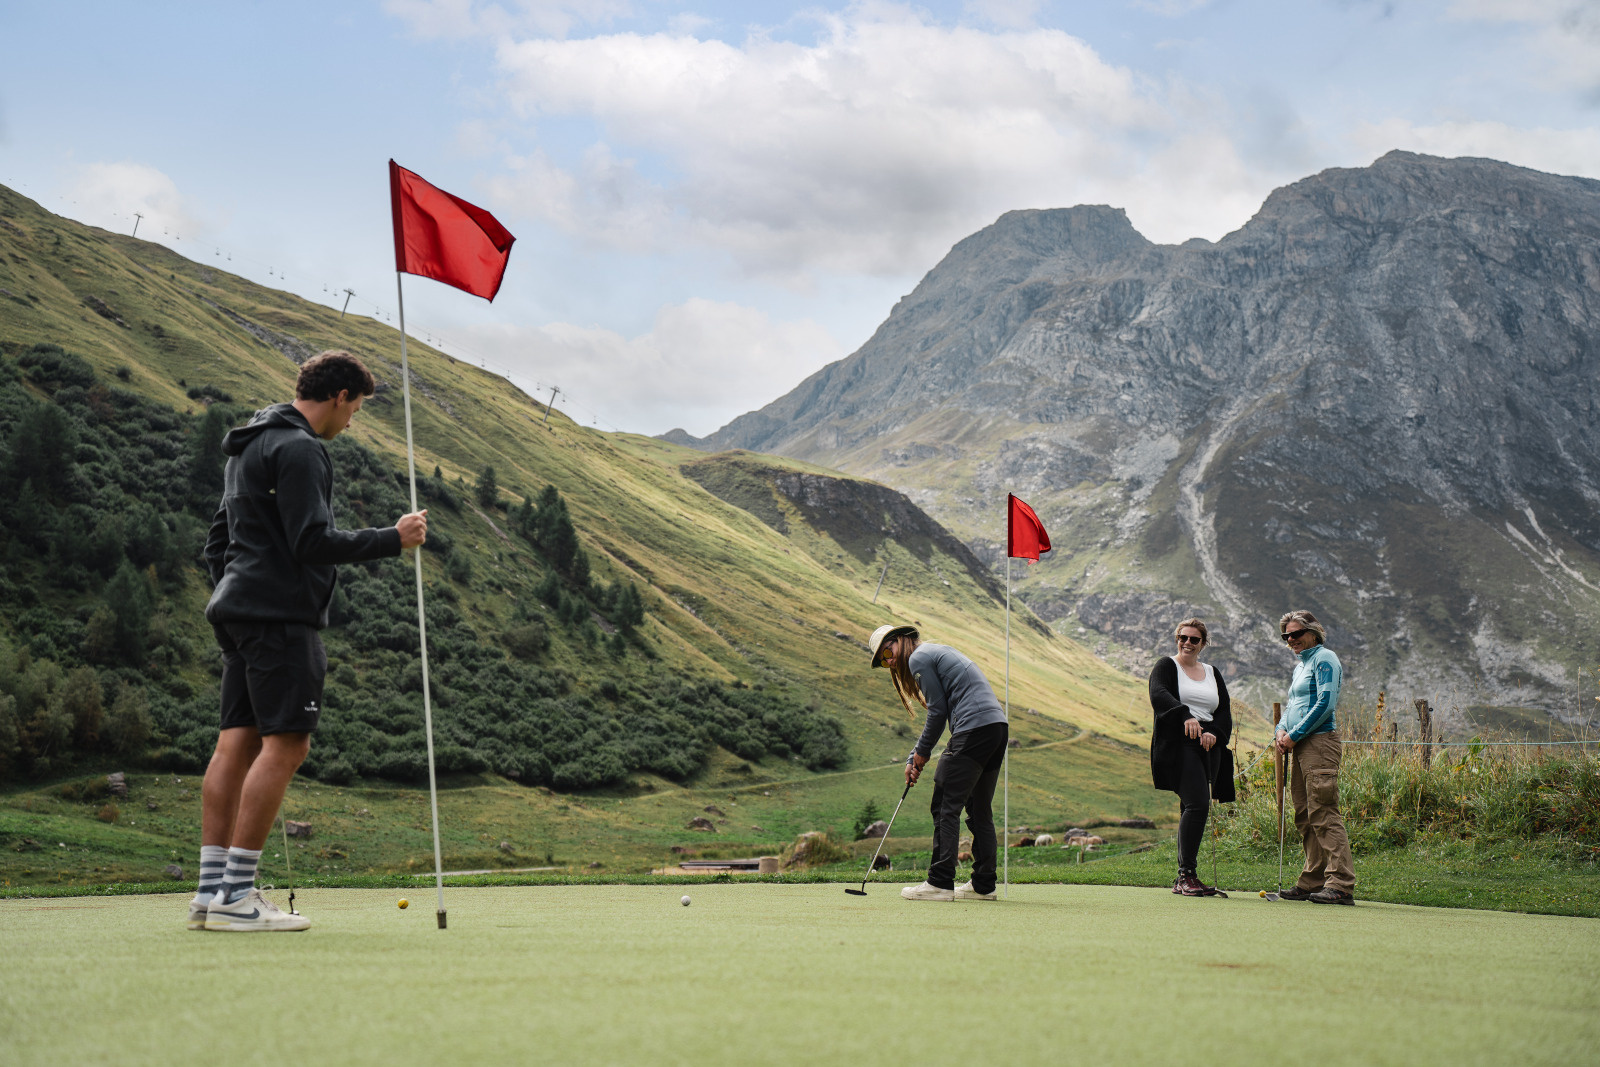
220, 847, 262, 904
197, 845, 229, 899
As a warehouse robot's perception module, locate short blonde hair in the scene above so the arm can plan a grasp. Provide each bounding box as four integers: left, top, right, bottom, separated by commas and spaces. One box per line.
1173, 617, 1209, 648
1279, 610, 1326, 644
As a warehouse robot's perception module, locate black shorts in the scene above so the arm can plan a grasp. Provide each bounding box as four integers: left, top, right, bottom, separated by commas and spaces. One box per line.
214, 622, 327, 735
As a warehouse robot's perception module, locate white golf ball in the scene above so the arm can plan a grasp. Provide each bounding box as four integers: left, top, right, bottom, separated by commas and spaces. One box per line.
680, 895, 691, 907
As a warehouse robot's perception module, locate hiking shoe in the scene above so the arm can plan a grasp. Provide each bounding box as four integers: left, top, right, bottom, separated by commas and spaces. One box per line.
1308, 887, 1354, 906
204, 887, 310, 931
187, 892, 216, 931
954, 881, 997, 901
1174, 872, 1208, 897
900, 881, 955, 901
1277, 885, 1319, 901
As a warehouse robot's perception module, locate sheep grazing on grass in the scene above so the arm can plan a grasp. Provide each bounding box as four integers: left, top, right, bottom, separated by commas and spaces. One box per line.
1063, 834, 1105, 849
1033, 833, 1054, 847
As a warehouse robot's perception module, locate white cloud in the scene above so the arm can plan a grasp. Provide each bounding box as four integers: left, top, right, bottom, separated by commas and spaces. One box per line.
486, 4, 1286, 282
1350, 118, 1600, 180
65, 161, 211, 239
462, 298, 845, 435
1449, 1, 1600, 95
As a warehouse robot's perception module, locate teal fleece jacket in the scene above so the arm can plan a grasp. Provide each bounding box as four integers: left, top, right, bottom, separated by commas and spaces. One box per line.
1282, 645, 1342, 741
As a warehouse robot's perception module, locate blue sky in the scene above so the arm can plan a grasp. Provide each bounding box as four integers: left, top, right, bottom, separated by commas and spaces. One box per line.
3, 1, 1597, 434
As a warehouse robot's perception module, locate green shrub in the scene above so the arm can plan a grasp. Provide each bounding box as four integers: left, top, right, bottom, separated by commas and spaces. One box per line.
1219, 745, 1600, 854
853, 799, 883, 840
501, 622, 549, 661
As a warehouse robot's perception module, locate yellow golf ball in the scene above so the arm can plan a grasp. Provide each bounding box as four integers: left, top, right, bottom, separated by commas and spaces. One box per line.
1258, 891, 1267, 898
398, 898, 409, 909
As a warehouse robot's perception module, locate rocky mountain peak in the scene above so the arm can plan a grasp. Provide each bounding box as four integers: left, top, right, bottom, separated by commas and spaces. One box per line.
674, 152, 1600, 723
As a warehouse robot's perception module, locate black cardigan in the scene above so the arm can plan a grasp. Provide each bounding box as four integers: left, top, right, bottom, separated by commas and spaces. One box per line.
1148, 656, 1235, 801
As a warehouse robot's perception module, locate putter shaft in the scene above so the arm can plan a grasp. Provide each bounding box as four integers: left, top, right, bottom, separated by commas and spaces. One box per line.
851, 779, 913, 894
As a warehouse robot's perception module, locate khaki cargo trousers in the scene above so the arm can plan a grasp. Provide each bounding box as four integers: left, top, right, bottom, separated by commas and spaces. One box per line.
1290, 730, 1355, 893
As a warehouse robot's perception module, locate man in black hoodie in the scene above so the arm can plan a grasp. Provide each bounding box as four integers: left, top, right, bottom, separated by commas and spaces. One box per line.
192, 350, 427, 931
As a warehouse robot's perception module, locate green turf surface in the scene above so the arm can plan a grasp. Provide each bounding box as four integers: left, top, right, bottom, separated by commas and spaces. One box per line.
4, 885, 1596, 1065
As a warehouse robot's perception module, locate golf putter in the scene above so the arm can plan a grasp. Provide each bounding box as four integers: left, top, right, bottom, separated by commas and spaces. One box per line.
279, 812, 299, 915
846, 764, 915, 896
1263, 702, 1284, 902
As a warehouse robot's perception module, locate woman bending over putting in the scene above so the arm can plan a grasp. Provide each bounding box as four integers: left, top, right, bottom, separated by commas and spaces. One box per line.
1148, 617, 1235, 896
1275, 610, 1355, 904
869, 624, 1008, 902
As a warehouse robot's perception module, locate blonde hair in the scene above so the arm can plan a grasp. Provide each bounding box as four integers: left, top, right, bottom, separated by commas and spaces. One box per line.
1279, 610, 1326, 644
884, 635, 927, 718
1173, 617, 1209, 648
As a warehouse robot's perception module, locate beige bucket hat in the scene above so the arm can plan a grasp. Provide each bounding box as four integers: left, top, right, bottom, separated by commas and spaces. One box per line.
868, 624, 918, 668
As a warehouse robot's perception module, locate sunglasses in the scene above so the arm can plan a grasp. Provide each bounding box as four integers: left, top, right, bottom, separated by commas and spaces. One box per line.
1281, 629, 1309, 642
1175, 635, 1203, 645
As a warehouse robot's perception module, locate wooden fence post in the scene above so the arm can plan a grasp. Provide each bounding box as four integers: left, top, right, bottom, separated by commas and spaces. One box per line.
1415, 699, 1433, 768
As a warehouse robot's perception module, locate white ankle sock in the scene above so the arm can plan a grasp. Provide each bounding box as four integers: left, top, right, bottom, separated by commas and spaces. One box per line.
220, 847, 263, 903
197, 845, 229, 898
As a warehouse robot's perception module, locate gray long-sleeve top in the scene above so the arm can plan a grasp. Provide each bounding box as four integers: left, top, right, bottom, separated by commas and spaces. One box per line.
909, 643, 1008, 758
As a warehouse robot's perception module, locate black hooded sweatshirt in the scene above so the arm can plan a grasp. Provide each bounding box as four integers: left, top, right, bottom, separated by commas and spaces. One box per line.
204, 403, 401, 629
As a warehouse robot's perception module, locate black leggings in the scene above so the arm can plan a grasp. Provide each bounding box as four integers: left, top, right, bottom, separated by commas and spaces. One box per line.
1176, 742, 1219, 874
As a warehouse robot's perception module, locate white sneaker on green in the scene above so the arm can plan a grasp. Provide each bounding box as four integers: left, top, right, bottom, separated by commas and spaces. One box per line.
954, 881, 997, 900
900, 881, 955, 901
205, 887, 310, 932
187, 892, 216, 930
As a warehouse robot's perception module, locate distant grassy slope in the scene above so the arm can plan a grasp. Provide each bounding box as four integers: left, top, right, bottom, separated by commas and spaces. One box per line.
0, 183, 1160, 883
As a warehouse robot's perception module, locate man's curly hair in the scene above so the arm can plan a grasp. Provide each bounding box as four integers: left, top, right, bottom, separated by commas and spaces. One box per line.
295, 349, 376, 402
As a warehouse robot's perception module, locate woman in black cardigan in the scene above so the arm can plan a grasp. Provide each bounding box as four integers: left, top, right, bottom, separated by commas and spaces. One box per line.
1149, 617, 1235, 896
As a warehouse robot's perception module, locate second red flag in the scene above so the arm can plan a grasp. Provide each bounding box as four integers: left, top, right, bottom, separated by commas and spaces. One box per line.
1007, 493, 1051, 561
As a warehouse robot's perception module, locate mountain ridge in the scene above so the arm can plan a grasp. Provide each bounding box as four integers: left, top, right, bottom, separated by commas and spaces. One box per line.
668, 151, 1600, 724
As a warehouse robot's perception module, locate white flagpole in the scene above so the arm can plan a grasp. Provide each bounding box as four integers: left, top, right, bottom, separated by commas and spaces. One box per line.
1004, 554, 1010, 900
396, 272, 448, 930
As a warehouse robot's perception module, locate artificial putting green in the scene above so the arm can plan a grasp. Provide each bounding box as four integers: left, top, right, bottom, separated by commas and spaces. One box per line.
4, 885, 1596, 1065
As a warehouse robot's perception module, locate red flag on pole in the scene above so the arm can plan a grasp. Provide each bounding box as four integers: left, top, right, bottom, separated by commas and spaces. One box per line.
1007, 493, 1051, 561
389, 160, 515, 301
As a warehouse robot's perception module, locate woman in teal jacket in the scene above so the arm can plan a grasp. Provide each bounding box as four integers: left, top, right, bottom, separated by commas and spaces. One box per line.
1275, 610, 1355, 904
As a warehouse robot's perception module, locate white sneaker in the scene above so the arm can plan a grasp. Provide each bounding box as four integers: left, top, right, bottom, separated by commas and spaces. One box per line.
187, 892, 216, 930
204, 887, 310, 932
954, 881, 997, 901
900, 881, 955, 901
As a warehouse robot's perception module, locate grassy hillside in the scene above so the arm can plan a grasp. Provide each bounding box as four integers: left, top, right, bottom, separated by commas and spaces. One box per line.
0, 183, 1163, 885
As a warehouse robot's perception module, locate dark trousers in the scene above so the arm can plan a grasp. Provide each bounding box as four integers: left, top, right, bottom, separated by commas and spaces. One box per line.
926, 722, 1008, 892
1176, 741, 1219, 874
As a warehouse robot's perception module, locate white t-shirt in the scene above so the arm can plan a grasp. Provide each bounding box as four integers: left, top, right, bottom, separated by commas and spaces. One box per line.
1170, 656, 1219, 724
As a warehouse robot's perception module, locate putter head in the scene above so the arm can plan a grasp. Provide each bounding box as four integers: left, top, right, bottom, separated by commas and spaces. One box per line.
1262, 891, 1280, 901
844, 888, 867, 896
